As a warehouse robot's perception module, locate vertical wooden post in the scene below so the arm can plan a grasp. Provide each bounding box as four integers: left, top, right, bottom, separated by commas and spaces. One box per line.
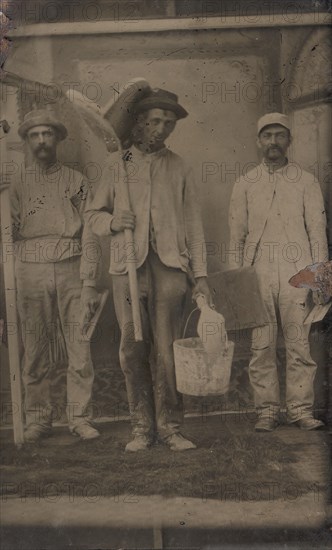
0, 114, 24, 446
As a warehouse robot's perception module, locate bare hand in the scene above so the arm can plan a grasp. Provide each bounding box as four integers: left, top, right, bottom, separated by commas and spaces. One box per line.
111, 210, 136, 232
192, 277, 214, 308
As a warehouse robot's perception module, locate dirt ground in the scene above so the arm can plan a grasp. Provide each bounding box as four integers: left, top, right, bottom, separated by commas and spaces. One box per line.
1, 415, 329, 501
1, 415, 331, 549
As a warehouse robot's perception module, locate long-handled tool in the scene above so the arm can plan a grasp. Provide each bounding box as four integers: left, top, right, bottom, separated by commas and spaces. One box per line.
0, 117, 24, 446
66, 80, 151, 341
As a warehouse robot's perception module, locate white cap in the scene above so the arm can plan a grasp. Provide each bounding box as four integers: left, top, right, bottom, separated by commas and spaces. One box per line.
257, 112, 291, 135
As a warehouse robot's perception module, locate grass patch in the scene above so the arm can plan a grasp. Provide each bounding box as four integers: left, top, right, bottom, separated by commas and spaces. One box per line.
0, 417, 319, 501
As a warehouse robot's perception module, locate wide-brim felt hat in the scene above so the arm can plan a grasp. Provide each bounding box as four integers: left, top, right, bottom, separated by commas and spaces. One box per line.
102, 81, 188, 150
66, 79, 188, 153
133, 88, 188, 120
18, 109, 68, 140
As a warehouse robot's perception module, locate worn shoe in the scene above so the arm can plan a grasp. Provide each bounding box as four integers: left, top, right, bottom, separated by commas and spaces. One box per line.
73, 423, 100, 440
166, 433, 197, 451
24, 424, 52, 443
255, 417, 279, 432
125, 435, 151, 452
293, 417, 324, 431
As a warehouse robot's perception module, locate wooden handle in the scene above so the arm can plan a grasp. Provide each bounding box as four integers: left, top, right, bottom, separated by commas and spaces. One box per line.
0, 133, 24, 445
118, 149, 143, 342
124, 228, 143, 341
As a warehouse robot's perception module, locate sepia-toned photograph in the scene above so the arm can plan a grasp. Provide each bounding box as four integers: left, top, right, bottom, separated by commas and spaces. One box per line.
0, 1, 331, 548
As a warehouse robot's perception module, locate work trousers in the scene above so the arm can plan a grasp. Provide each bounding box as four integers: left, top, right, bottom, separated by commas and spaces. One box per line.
112, 249, 188, 440
15, 257, 94, 430
250, 266, 317, 422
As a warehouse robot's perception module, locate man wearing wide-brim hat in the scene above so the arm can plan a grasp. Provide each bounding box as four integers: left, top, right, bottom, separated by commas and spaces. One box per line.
9, 108, 101, 442
85, 87, 212, 452
228, 112, 328, 432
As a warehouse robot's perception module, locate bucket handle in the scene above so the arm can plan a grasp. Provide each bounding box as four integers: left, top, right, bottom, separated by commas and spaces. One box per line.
182, 307, 199, 339
182, 307, 230, 351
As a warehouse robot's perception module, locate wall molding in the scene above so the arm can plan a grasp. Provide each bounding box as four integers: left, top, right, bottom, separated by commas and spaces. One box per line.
8, 13, 332, 38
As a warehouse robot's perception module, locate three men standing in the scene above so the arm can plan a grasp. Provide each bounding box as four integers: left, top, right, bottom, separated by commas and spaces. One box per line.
10, 109, 101, 442
6, 101, 328, 444
85, 89, 211, 451
229, 113, 328, 431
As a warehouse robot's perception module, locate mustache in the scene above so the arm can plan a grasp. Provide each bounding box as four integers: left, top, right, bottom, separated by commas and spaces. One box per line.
267, 145, 282, 152
36, 144, 51, 152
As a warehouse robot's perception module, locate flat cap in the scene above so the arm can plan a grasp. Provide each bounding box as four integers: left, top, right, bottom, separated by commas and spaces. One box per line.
257, 112, 291, 135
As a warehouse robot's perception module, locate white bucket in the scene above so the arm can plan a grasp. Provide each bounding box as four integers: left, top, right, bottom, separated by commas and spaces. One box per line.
173, 335, 234, 397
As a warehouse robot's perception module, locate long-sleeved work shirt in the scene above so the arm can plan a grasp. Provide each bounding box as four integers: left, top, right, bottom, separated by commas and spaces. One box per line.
228, 161, 328, 272
10, 161, 99, 285
84, 146, 207, 278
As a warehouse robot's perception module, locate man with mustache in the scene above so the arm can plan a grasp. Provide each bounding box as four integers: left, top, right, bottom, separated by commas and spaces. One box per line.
9, 109, 101, 442
85, 88, 211, 451
228, 113, 328, 431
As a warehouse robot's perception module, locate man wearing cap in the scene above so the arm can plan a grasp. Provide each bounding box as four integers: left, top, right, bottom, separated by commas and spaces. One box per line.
228, 112, 328, 432
9, 108, 101, 442
85, 88, 211, 451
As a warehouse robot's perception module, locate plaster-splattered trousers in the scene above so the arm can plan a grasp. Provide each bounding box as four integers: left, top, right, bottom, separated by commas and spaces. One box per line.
228, 163, 328, 422
10, 162, 100, 431
84, 147, 208, 440
250, 262, 317, 422
250, 193, 319, 422
15, 256, 95, 431
112, 249, 187, 440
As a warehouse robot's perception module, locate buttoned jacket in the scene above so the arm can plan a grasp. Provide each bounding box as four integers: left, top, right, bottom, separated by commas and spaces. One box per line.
228, 162, 328, 271
84, 146, 207, 278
